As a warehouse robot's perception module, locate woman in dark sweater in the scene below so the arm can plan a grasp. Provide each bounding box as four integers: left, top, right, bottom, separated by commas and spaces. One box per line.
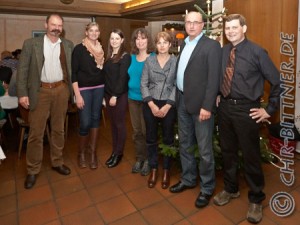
72, 22, 105, 169
104, 29, 131, 168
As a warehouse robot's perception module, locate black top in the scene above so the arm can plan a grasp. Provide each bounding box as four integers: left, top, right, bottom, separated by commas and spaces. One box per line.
0, 66, 12, 84
71, 43, 105, 87
104, 53, 131, 97
221, 38, 281, 115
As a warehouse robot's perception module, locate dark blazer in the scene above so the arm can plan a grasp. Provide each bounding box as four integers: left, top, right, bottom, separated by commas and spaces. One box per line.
178, 35, 221, 114
17, 35, 74, 110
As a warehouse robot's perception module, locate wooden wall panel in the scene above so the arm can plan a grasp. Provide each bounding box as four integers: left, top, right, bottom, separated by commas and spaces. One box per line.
0, 14, 90, 53
96, 17, 147, 54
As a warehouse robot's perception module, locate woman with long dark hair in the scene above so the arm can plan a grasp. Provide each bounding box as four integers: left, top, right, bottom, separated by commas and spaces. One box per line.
128, 28, 155, 176
104, 29, 131, 168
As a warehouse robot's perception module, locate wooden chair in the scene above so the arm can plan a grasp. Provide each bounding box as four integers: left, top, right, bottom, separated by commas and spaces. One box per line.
17, 105, 51, 158
64, 103, 78, 139
0, 119, 7, 149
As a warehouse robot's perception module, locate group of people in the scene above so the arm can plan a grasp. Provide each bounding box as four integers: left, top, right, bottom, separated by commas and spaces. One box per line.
15, 11, 281, 224
0, 49, 21, 96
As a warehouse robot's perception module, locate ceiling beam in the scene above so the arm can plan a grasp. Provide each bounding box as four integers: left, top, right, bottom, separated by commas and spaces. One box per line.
0, 0, 199, 20
0, 0, 121, 17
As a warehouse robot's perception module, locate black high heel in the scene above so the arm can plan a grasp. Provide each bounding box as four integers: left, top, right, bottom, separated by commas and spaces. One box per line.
105, 153, 115, 165
107, 155, 123, 168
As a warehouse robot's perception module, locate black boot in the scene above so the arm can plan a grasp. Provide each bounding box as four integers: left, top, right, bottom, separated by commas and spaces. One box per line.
105, 153, 115, 165
107, 155, 123, 168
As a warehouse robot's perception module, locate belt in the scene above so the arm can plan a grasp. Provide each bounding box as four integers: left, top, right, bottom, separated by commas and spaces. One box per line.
41, 80, 64, 89
221, 97, 259, 105
177, 89, 184, 95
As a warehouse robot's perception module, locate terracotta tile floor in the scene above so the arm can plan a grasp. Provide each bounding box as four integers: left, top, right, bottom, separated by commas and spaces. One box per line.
1, 112, 300, 225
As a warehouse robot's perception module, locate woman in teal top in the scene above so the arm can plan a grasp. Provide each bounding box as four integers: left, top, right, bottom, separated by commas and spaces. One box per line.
128, 28, 155, 176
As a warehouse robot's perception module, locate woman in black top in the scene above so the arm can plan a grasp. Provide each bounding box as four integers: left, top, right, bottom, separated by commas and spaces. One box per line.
72, 22, 105, 169
104, 29, 131, 168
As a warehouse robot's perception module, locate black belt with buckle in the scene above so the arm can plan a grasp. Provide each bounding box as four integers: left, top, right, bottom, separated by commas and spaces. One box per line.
221, 97, 259, 105
177, 89, 184, 95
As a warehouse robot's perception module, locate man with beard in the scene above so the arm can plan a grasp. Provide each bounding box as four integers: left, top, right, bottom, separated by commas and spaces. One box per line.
17, 13, 74, 189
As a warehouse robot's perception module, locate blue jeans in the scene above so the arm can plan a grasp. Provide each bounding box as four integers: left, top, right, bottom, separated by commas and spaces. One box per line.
78, 87, 104, 136
177, 92, 215, 195
143, 99, 176, 170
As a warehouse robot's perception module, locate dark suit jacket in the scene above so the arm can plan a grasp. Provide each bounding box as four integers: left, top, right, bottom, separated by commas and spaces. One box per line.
178, 35, 221, 114
17, 35, 74, 110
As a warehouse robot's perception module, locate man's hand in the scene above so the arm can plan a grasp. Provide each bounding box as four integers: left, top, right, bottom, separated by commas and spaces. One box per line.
249, 108, 270, 123
199, 108, 211, 122
19, 96, 30, 109
216, 95, 221, 107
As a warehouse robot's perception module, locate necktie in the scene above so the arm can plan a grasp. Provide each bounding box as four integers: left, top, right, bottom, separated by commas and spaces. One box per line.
221, 47, 236, 97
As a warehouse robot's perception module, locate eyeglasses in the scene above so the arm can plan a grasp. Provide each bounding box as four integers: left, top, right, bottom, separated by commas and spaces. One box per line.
185, 21, 203, 26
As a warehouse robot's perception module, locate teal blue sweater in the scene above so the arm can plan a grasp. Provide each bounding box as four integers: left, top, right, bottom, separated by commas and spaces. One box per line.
128, 53, 155, 101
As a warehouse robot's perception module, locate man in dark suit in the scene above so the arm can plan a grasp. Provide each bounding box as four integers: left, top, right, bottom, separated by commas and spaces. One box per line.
169, 11, 221, 208
17, 13, 74, 189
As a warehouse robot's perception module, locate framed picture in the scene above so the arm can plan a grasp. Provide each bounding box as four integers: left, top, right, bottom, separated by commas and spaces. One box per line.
32, 30, 46, 38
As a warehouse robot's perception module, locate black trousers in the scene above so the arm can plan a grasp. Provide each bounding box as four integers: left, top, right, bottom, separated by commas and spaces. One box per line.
143, 99, 176, 169
218, 98, 266, 203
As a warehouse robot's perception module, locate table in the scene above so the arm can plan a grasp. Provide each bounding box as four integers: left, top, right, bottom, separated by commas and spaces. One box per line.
0, 95, 18, 128
0, 95, 18, 109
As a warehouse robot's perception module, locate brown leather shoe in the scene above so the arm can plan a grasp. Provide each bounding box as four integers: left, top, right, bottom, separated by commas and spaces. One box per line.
161, 169, 170, 189
148, 169, 158, 188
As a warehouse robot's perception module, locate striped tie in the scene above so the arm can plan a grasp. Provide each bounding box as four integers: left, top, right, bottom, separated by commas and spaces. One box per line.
221, 47, 236, 97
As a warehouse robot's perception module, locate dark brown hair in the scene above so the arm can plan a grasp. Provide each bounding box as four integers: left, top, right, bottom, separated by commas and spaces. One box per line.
130, 28, 155, 54
106, 28, 126, 63
46, 13, 64, 23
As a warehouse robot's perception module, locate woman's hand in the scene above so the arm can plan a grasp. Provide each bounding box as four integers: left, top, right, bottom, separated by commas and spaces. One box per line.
109, 96, 117, 107
148, 101, 161, 117
75, 95, 84, 109
159, 104, 171, 118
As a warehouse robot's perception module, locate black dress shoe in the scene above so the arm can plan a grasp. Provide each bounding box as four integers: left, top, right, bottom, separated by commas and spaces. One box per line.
24, 174, 37, 189
52, 165, 71, 175
195, 192, 212, 208
107, 155, 123, 168
105, 153, 115, 165
169, 181, 196, 193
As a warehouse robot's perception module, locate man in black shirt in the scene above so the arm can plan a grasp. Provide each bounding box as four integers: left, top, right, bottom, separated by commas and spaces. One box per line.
213, 14, 281, 224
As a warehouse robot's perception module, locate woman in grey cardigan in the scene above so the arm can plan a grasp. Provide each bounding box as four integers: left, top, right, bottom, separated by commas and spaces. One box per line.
141, 31, 177, 189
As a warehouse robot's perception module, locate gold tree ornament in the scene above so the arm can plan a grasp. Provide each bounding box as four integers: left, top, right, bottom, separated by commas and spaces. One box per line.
60, 0, 74, 4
